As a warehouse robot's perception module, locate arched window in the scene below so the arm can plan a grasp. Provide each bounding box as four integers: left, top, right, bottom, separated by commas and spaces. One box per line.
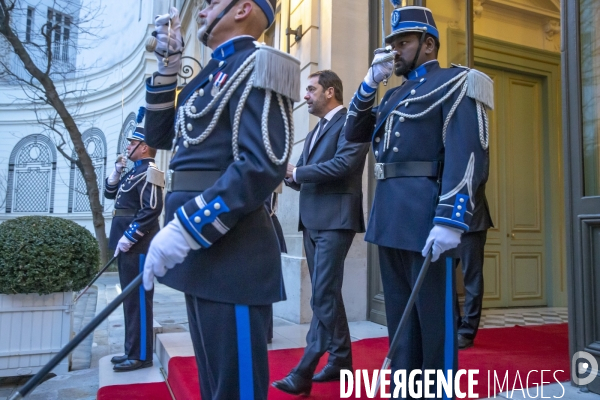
68, 128, 107, 213
6, 135, 57, 213
117, 112, 137, 171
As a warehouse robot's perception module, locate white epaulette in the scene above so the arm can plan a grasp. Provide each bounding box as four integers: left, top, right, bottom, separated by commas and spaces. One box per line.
252, 44, 301, 102
146, 163, 165, 188
451, 64, 494, 110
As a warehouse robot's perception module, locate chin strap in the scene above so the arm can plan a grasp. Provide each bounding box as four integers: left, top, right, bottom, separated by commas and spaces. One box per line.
127, 141, 143, 161
201, 0, 241, 46
408, 31, 428, 74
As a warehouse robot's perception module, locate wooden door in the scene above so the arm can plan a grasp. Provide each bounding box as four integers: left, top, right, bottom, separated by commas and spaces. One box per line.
480, 67, 547, 308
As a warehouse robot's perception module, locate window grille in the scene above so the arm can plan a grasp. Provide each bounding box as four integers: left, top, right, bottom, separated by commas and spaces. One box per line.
6, 135, 57, 213
68, 129, 107, 213
26, 7, 34, 42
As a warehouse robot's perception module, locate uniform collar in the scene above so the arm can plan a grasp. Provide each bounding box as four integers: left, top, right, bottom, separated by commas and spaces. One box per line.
405, 60, 439, 81
133, 158, 153, 168
212, 36, 256, 61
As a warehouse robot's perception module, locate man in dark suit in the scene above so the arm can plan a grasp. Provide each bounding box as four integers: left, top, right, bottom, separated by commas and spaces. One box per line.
455, 185, 493, 350
273, 70, 369, 396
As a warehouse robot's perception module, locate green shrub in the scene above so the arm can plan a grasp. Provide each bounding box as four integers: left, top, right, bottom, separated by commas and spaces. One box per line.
0, 216, 99, 295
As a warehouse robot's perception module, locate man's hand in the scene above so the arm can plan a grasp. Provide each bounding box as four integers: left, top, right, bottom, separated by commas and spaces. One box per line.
364, 48, 395, 88
421, 225, 462, 262
153, 7, 183, 76
285, 163, 295, 180
143, 220, 192, 290
114, 236, 134, 256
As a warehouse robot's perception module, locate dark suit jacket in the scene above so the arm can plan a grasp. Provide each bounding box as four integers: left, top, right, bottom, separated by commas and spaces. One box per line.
287, 108, 369, 233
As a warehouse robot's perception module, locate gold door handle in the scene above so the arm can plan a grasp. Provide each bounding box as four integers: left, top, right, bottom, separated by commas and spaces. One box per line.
511, 233, 515, 238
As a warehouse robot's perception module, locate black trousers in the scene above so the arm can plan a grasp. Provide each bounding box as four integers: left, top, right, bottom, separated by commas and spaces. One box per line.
378, 246, 457, 399
292, 228, 355, 378
185, 295, 271, 400
118, 252, 154, 361
455, 230, 488, 340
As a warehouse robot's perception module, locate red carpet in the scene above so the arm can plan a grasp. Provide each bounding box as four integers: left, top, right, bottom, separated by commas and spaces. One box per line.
97, 324, 569, 399
164, 323, 570, 399
97, 382, 172, 400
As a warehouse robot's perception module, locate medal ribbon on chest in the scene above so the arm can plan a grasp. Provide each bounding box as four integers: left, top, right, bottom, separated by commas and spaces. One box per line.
211, 72, 229, 96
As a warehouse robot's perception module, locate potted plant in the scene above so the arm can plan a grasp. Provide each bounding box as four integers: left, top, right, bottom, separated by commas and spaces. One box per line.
0, 216, 98, 377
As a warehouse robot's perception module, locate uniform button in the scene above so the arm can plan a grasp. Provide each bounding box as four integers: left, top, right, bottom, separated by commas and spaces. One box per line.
405, 102, 410, 107
209, 74, 214, 80
458, 205, 463, 210
393, 147, 398, 152
459, 198, 465, 203
172, 138, 177, 145
214, 203, 221, 210
411, 89, 416, 95
187, 123, 193, 131
191, 106, 197, 113
219, 61, 224, 67
395, 132, 400, 137
375, 137, 381, 143
194, 216, 201, 223
400, 117, 405, 122
204, 210, 211, 216
184, 141, 190, 148
175, 146, 179, 152
420, 78, 425, 82
375, 151, 379, 157
456, 212, 461, 217
199, 89, 205, 97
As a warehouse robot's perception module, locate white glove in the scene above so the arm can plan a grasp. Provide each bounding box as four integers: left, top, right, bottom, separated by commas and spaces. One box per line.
114, 236, 134, 256
364, 48, 395, 88
421, 225, 463, 262
153, 7, 183, 76
108, 156, 126, 185
143, 220, 192, 290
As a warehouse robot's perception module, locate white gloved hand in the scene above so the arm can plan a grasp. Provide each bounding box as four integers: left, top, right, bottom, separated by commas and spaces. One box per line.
421, 225, 463, 262
114, 236, 134, 256
364, 48, 395, 88
108, 155, 127, 185
153, 7, 183, 75
143, 220, 192, 290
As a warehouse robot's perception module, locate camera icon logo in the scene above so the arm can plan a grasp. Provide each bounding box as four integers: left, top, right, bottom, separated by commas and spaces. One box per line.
572, 351, 598, 386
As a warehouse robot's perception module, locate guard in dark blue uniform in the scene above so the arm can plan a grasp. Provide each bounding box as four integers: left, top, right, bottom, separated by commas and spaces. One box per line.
344, 4, 493, 397
104, 124, 164, 372
141, 2, 299, 399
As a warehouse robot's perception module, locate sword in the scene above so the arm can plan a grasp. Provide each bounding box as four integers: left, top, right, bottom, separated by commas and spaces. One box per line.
374, 248, 434, 394
9, 273, 144, 400
73, 255, 117, 303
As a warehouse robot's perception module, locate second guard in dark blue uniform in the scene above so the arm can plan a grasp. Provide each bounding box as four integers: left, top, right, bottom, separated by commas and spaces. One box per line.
104, 125, 164, 372
344, 4, 493, 397
141, 2, 299, 399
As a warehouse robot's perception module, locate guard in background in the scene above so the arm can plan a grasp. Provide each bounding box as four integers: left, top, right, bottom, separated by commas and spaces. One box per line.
455, 186, 493, 350
141, 1, 299, 399
104, 119, 164, 372
344, 4, 493, 395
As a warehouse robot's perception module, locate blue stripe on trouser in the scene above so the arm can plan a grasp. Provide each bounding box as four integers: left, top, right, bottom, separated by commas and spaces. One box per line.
139, 254, 147, 361
444, 257, 454, 400
235, 305, 254, 400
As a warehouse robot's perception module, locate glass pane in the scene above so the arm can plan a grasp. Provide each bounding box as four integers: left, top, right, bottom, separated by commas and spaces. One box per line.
581, 0, 600, 196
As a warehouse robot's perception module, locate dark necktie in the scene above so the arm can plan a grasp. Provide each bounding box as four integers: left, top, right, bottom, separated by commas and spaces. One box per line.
309, 118, 327, 153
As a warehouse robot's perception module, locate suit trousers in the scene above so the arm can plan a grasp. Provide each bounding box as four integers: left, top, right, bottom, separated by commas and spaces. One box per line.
185, 295, 271, 400
455, 230, 488, 340
378, 246, 457, 399
118, 252, 154, 361
293, 228, 355, 378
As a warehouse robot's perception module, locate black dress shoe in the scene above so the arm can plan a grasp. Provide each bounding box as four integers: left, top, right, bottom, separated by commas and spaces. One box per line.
113, 359, 153, 372
312, 363, 351, 382
458, 334, 474, 350
272, 373, 312, 396
110, 354, 128, 364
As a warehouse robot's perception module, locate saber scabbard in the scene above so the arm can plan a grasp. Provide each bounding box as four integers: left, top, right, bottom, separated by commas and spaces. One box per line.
374, 249, 434, 394
73, 255, 117, 303
9, 273, 144, 400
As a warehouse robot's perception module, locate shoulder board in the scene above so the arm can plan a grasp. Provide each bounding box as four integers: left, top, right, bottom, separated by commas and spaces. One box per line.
451, 63, 469, 70
465, 68, 494, 110
253, 44, 301, 102
146, 166, 165, 187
